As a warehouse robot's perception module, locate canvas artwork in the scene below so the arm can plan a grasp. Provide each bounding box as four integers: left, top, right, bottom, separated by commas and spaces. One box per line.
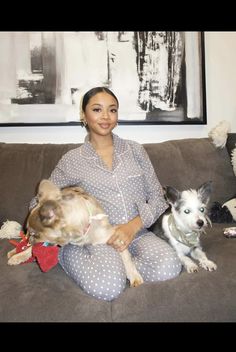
0, 31, 206, 125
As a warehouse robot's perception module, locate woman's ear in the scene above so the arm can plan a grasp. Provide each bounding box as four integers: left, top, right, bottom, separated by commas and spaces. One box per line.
80, 112, 87, 126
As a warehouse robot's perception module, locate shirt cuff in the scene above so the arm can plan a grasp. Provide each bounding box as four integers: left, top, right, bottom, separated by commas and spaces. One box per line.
29, 196, 38, 211
137, 201, 168, 228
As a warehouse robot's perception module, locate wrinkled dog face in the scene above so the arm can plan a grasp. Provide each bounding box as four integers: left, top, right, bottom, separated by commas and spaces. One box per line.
28, 201, 66, 245
27, 181, 67, 245
37, 179, 62, 203
27, 180, 102, 246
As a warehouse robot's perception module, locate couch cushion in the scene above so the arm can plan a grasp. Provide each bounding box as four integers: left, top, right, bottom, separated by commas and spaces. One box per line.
0, 143, 80, 226
1, 223, 235, 322
111, 223, 236, 322
144, 138, 236, 205
0, 239, 112, 322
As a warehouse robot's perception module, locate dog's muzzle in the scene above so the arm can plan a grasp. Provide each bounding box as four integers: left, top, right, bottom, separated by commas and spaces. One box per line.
197, 219, 204, 228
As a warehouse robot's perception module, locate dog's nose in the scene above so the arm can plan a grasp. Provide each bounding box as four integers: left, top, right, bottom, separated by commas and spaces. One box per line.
197, 219, 204, 228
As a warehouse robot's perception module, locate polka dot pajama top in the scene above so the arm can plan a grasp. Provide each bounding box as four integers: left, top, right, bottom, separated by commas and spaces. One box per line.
46, 134, 182, 301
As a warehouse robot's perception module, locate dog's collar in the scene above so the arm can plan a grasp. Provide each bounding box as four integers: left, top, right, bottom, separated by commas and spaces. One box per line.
83, 223, 91, 236
168, 214, 200, 247
83, 198, 108, 237
83, 214, 107, 237
80, 199, 94, 237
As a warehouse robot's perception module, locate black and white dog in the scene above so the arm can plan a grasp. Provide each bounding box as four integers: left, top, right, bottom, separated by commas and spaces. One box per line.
152, 181, 217, 273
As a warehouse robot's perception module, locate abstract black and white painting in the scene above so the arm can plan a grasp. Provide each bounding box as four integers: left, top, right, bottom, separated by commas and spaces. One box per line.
0, 31, 206, 125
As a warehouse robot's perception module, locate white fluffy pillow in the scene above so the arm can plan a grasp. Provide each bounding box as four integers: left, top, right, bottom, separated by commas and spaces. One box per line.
222, 198, 236, 221
208, 120, 231, 148
231, 147, 236, 177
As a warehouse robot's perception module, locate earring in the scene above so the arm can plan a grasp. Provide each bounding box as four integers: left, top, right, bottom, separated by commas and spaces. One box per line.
81, 118, 87, 127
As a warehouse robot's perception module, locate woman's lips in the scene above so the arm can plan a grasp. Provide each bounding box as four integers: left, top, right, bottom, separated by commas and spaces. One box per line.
99, 123, 110, 129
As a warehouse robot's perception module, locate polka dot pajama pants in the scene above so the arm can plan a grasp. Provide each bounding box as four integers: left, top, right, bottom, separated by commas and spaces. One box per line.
58, 232, 182, 301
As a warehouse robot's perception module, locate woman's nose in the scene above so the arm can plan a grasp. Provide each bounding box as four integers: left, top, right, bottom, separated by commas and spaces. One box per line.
102, 111, 109, 119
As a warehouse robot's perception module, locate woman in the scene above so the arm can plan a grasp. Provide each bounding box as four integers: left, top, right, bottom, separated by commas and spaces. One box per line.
34, 87, 182, 301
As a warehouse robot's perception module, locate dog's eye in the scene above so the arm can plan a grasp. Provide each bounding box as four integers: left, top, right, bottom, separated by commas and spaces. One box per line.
184, 209, 190, 214
200, 207, 205, 212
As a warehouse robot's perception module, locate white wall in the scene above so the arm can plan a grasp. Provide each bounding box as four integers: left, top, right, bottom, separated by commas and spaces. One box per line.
0, 31, 236, 144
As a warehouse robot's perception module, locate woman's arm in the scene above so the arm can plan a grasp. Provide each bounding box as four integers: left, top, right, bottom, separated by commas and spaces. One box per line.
108, 142, 168, 251
131, 142, 168, 228
49, 153, 77, 188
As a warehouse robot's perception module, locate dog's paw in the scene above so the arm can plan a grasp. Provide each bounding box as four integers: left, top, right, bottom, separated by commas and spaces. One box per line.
129, 272, 144, 287
186, 262, 199, 273
8, 254, 25, 265
7, 247, 32, 265
7, 248, 17, 259
223, 227, 236, 238
130, 276, 144, 287
199, 260, 217, 271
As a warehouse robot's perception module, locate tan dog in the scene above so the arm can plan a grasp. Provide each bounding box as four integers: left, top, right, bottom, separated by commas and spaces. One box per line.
10, 180, 143, 287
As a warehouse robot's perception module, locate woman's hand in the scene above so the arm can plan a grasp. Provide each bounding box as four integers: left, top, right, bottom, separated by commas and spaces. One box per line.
107, 216, 143, 252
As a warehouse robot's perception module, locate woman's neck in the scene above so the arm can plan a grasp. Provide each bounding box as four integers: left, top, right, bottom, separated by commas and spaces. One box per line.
89, 133, 114, 170
89, 133, 113, 151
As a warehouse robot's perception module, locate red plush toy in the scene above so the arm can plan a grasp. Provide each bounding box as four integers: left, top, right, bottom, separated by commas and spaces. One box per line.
9, 231, 59, 272
32, 242, 59, 272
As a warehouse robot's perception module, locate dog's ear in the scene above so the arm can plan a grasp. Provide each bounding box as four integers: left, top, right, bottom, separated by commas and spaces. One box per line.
197, 181, 212, 204
62, 192, 75, 201
38, 179, 61, 203
164, 186, 180, 205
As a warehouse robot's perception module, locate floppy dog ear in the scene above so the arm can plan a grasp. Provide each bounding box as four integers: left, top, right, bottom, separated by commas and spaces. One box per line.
197, 181, 212, 204
164, 186, 180, 205
38, 179, 61, 203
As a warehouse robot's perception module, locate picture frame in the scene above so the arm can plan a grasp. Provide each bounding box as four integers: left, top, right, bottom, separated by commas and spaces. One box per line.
0, 31, 206, 126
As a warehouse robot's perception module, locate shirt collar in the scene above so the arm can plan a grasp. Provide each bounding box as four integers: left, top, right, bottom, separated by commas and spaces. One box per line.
81, 133, 128, 159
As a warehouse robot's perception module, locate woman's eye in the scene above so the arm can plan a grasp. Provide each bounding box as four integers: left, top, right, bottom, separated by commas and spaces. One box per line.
111, 108, 117, 113
184, 209, 190, 214
93, 108, 101, 112
200, 207, 205, 212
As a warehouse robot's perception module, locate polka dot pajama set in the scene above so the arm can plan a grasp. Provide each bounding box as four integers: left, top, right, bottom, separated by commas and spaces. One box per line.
46, 134, 182, 301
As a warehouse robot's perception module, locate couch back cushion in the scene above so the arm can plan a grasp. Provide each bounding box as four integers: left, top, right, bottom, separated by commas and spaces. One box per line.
0, 138, 236, 226
144, 138, 236, 204
0, 143, 80, 226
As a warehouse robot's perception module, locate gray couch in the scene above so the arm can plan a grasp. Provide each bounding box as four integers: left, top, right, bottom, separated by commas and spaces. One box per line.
0, 135, 236, 322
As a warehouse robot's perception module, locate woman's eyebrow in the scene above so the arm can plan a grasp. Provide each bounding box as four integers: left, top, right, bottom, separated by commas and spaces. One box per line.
91, 103, 117, 107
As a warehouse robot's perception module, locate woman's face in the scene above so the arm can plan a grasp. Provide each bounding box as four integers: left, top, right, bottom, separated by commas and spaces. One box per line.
83, 92, 118, 137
